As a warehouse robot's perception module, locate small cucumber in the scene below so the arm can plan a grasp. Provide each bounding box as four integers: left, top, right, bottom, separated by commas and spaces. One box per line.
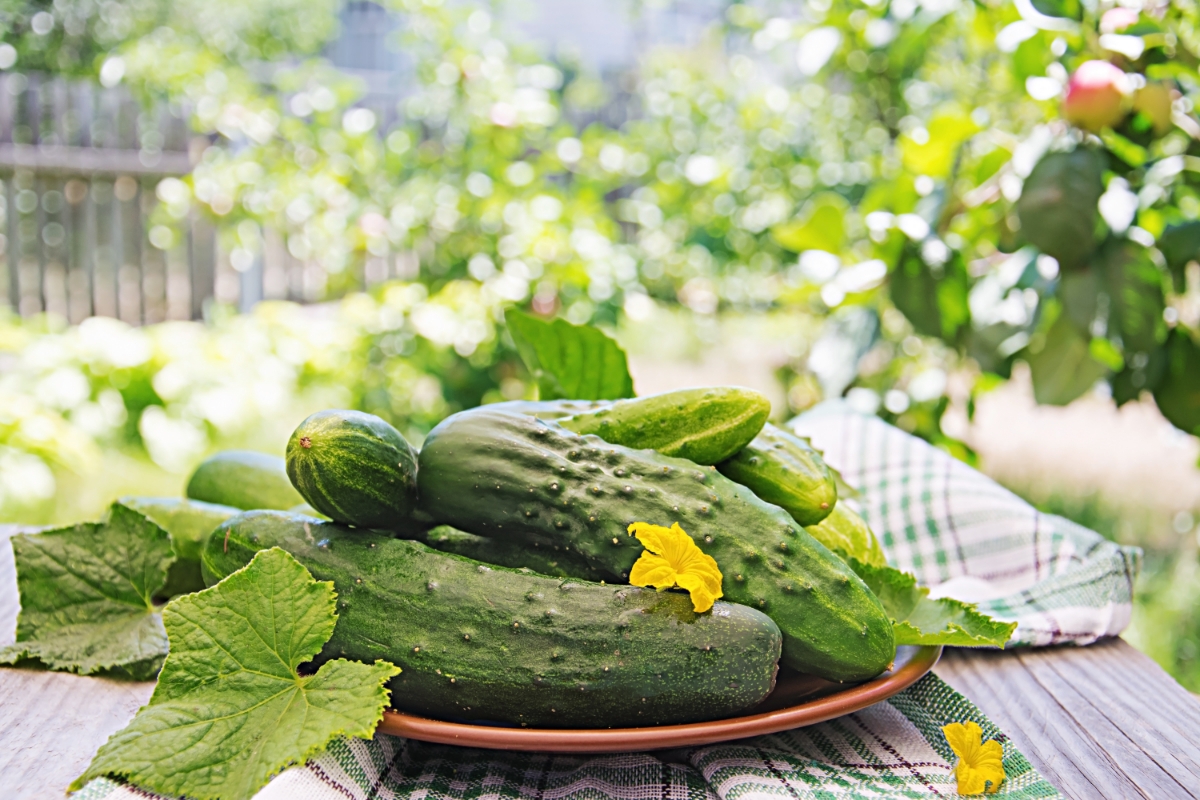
558, 387, 771, 465
185, 450, 304, 511
119, 496, 239, 597
806, 503, 888, 568
417, 407, 894, 682
286, 409, 419, 529
418, 525, 610, 581
202, 510, 783, 728
717, 423, 838, 526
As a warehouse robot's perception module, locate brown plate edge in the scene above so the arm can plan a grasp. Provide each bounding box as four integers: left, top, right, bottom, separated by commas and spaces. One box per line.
375, 644, 943, 753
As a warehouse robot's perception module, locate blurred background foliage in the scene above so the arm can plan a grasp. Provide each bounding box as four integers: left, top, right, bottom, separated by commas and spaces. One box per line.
3, 0, 1200, 685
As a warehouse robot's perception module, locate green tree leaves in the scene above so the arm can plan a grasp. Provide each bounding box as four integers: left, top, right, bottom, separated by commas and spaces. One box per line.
506, 308, 634, 400
890, 244, 971, 345
73, 547, 398, 800
1026, 309, 1108, 406
0, 503, 172, 680
1153, 330, 1200, 436
1017, 149, 1105, 270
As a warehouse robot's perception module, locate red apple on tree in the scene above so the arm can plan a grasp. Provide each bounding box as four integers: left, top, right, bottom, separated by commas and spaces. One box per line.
1063, 60, 1130, 132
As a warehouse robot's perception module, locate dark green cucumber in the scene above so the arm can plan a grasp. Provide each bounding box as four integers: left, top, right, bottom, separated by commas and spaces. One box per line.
185, 450, 303, 511
558, 387, 771, 465
286, 410, 419, 529
717, 424, 838, 526
120, 496, 239, 597
806, 503, 888, 568
201, 510, 782, 728
417, 525, 610, 581
417, 407, 894, 682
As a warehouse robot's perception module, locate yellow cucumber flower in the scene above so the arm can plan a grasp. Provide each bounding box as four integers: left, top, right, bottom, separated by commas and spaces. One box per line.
943, 721, 1005, 794
627, 522, 723, 613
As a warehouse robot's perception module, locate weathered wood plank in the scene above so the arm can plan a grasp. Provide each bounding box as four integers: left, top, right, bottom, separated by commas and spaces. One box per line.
935, 641, 1200, 800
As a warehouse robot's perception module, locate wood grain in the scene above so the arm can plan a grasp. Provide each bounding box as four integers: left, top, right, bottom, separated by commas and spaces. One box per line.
3, 523, 1200, 799
935, 641, 1200, 800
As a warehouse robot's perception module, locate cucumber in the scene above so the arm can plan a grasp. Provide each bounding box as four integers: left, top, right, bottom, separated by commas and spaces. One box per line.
418, 525, 610, 581
806, 503, 888, 568
185, 450, 303, 511
490, 399, 612, 420
120, 496, 239, 597
558, 387, 771, 465
201, 510, 783, 728
286, 410, 419, 529
716, 423, 838, 526
417, 407, 894, 682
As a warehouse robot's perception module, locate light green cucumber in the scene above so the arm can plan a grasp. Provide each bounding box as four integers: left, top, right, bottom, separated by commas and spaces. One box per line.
201, 510, 783, 728
716, 423, 838, 526
286, 409, 419, 530
119, 496, 239, 596
557, 387, 771, 465
185, 450, 304, 511
806, 503, 888, 568
417, 406, 895, 682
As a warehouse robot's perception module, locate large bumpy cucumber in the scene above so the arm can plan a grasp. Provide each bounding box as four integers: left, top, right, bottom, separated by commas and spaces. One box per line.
286, 410, 419, 529
417, 407, 894, 682
418, 525, 610, 581
185, 450, 304, 511
806, 503, 888, 568
201, 511, 782, 728
558, 387, 770, 465
716, 423, 838, 526
121, 496, 239, 597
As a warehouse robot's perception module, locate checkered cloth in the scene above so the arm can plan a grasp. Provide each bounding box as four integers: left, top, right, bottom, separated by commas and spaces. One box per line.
791, 402, 1141, 647
73, 402, 1141, 799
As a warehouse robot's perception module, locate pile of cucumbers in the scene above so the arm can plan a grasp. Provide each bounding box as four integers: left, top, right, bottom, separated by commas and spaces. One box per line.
137, 387, 896, 729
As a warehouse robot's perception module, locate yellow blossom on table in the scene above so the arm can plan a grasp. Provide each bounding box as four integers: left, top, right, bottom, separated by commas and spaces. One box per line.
626, 522, 723, 613
943, 721, 1005, 794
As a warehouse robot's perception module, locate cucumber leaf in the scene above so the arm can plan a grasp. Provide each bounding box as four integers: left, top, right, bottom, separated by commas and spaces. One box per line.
506, 308, 634, 400
847, 558, 1017, 647
0, 503, 173, 680
72, 547, 399, 800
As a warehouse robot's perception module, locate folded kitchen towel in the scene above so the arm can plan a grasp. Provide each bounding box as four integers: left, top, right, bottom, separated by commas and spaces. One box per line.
73, 403, 1112, 800
790, 402, 1142, 647
73, 671, 1061, 799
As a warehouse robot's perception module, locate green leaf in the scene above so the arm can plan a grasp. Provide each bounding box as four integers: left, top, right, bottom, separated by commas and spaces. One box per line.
1153, 329, 1200, 435
1026, 310, 1108, 406
506, 308, 634, 400
0, 503, 172, 679
1157, 221, 1200, 292
889, 244, 971, 344
770, 192, 849, 254
847, 559, 1016, 647
899, 111, 979, 178
72, 547, 399, 800
1100, 130, 1148, 168
1098, 240, 1166, 355
1016, 148, 1104, 269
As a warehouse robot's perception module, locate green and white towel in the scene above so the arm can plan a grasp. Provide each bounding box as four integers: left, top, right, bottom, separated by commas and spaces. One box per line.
74, 404, 1141, 799
74, 672, 1060, 799
791, 402, 1141, 647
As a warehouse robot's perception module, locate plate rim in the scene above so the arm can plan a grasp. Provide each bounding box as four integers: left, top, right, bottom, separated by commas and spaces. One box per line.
375, 644, 942, 753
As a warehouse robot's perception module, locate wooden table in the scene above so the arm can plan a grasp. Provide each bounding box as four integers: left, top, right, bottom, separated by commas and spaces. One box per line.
2, 530, 1199, 799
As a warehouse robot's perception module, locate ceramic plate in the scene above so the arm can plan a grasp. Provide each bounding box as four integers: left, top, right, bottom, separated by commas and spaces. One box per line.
375, 644, 941, 753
